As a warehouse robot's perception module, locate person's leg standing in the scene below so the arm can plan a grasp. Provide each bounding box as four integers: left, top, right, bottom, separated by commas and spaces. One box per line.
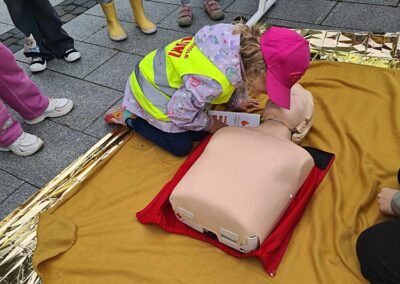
0, 43, 49, 121
0, 44, 45, 155
0, 100, 44, 156
0, 43, 74, 155
0, 102, 23, 148
4, 0, 54, 62
29, 0, 76, 59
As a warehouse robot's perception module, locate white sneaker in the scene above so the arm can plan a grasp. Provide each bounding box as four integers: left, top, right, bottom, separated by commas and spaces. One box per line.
0, 132, 43, 156
64, 49, 81, 62
25, 98, 74, 125
30, 57, 47, 73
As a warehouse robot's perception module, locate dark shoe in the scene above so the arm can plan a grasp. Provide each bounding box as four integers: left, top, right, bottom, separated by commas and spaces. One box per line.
64, 49, 81, 62
30, 57, 47, 73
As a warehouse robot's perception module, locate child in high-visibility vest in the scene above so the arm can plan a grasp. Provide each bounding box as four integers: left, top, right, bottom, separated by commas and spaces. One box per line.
105, 23, 310, 157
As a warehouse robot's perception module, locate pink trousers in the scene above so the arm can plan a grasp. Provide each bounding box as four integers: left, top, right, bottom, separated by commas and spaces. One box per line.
0, 43, 48, 147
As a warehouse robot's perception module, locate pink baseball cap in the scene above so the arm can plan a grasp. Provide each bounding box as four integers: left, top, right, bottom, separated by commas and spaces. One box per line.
260, 27, 310, 109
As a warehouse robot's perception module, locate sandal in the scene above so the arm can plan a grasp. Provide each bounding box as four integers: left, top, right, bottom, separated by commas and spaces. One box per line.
204, 0, 224, 21
178, 5, 193, 27
104, 106, 136, 126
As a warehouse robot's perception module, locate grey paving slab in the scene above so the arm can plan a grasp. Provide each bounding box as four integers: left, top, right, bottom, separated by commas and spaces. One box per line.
260, 0, 337, 25
0, 22, 13, 34
148, 0, 235, 9
29, 69, 70, 94
262, 17, 362, 33
63, 13, 107, 41
14, 49, 30, 63
84, 101, 120, 139
262, 18, 329, 30
32, 74, 122, 131
85, 0, 177, 24
0, 120, 98, 188
0, 68, 119, 134
325, 0, 400, 6
13, 68, 103, 131
0, 1, 13, 26
0, 183, 39, 221
85, 25, 190, 55
224, 0, 260, 15
85, 51, 142, 91
16, 41, 118, 78
16, 60, 31, 76
323, 3, 400, 32
159, 7, 243, 34
147, 0, 178, 4
0, 170, 24, 204
37, 76, 123, 131
22, 67, 122, 133
46, 41, 118, 78
84, 115, 118, 139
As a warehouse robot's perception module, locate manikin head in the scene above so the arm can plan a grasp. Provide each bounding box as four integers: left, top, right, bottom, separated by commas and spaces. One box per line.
262, 85, 314, 144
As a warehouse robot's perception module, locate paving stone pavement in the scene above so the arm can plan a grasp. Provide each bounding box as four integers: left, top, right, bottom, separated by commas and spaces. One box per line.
1, 0, 400, 219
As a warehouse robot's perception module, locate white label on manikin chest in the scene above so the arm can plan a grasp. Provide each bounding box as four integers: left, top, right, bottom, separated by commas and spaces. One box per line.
208, 110, 260, 127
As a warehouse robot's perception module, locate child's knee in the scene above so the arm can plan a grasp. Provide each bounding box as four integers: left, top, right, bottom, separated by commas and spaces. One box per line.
169, 143, 192, 157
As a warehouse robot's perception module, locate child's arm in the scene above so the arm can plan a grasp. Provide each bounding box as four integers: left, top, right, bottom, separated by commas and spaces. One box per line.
378, 188, 400, 216
226, 87, 259, 111
166, 74, 222, 131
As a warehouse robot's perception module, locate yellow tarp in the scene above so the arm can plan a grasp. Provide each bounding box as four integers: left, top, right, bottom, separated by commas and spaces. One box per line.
33, 61, 400, 284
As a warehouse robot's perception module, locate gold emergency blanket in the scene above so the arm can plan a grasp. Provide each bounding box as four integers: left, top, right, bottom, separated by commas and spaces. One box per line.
27, 61, 400, 283
297, 29, 400, 69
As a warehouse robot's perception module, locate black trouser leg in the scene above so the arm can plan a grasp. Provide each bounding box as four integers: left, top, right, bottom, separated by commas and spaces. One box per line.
356, 218, 400, 284
4, 0, 74, 59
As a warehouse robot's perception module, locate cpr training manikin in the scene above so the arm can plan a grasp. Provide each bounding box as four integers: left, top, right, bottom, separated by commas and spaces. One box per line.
169, 84, 315, 253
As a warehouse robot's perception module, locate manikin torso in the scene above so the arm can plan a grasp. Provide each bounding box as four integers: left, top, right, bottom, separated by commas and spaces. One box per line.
170, 84, 315, 249
170, 125, 314, 245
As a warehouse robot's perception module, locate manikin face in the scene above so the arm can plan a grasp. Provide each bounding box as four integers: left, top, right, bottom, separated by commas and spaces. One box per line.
262, 86, 313, 130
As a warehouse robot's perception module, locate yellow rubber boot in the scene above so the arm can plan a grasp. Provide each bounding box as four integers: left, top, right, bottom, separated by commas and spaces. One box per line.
129, 0, 157, 34
100, 1, 128, 41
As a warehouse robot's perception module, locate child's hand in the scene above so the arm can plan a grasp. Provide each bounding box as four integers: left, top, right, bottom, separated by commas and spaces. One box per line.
236, 98, 260, 111
378, 188, 399, 215
209, 117, 227, 133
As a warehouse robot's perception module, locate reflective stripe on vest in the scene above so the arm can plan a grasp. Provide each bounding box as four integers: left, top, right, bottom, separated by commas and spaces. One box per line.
153, 48, 176, 97
130, 37, 235, 121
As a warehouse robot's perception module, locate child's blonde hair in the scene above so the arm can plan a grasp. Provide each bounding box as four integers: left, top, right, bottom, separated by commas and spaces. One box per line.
233, 23, 267, 89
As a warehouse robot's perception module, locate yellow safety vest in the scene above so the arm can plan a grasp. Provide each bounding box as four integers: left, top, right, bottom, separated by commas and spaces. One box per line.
130, 36, 235, 121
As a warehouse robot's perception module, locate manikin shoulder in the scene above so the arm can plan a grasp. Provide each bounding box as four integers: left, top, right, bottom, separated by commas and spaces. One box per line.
210, 127, 314, 166
292, 83, 312, 96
